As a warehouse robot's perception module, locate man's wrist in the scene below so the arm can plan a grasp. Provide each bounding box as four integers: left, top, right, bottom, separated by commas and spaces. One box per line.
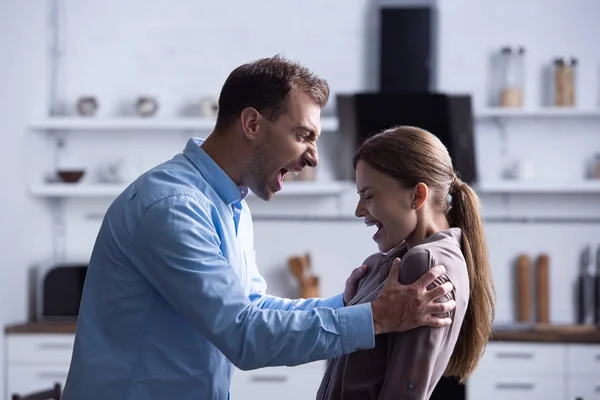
370, 300, 383, 335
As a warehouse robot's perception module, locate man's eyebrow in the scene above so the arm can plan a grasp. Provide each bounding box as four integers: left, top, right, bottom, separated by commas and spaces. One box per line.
357, 186, 372, 193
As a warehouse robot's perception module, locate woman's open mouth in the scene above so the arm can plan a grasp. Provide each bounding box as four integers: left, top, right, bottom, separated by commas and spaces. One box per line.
364, 219, 383, 240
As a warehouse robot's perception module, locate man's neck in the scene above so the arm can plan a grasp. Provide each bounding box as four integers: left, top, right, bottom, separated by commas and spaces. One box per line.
200, 131, 249, 186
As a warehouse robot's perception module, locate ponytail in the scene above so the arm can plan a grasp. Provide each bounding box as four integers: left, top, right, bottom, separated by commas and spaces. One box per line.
444, 175, 496, 383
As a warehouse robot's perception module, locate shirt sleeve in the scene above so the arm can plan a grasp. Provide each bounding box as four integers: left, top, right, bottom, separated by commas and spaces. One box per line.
378, 249, 454, 400
128, 194, 374, 370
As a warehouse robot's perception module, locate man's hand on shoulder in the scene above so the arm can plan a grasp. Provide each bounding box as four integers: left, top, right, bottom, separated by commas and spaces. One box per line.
371, 258, 455, 334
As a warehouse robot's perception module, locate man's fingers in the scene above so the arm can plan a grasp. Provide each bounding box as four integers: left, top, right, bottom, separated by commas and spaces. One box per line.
416, 265, 446, 288
428, 299, 456, 315
353, 264, 368, 278
424, 316, 453, 328
425, 281, 454, 302
390, 257, 401, 280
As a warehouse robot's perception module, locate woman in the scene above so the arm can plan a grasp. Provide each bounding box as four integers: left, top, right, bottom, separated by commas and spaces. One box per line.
317, 126, 496, 400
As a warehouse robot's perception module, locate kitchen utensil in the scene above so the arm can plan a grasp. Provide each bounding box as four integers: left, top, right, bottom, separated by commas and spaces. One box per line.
516, 254, 532, 323
288, 253, 319, 299
535, 253, 550, 324
577, 245, 593, 324
595, 245, 600, 325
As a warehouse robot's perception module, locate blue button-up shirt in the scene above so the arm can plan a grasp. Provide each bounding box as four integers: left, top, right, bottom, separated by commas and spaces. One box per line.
62, 138, 375, 400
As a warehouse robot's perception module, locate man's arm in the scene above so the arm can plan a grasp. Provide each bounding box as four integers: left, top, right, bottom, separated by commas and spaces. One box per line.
128, 195, 375, 371
378, 249, 453, 400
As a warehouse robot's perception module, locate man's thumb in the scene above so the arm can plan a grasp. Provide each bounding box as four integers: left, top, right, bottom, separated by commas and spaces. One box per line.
391, 257, 402, 278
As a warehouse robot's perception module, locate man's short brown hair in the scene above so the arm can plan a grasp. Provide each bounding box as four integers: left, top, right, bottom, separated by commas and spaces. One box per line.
214, 55, 330, 132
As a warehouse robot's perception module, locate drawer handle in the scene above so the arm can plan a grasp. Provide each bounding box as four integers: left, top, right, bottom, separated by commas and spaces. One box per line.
38, 372, 68, 380
495, 352, 533, 359
250, 376, 288, 383
38, 343, 72, 350
495, 383, 535, 391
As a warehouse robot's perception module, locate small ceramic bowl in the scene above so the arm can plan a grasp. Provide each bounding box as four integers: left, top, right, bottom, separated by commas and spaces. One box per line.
57, 170, 85, 183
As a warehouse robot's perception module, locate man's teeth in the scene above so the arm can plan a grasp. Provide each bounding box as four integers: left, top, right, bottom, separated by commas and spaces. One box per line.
285, 168, 300, 176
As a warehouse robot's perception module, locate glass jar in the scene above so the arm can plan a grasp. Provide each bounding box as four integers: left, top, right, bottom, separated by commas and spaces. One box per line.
554, 57, 577, 107
499, 46, 525, 107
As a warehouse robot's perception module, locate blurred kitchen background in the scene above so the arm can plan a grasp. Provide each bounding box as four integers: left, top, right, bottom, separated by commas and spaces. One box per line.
1, 0, 600, 399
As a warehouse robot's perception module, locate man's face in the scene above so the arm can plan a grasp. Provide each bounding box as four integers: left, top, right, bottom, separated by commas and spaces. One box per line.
244, 87, 321, 200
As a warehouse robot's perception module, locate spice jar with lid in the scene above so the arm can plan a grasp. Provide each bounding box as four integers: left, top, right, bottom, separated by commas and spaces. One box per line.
554, 57, 577, 107
498, 46, 525, 107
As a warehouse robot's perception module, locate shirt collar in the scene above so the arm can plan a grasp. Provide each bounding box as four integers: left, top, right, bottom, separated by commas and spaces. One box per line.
183, 137, 249, 205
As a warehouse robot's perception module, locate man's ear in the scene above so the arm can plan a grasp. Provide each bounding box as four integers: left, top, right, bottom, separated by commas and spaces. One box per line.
239, 107, 261, 140
413, 182, 429, 210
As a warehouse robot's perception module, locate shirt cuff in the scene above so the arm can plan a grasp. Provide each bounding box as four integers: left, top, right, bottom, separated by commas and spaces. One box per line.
319, 293, 345, 309
337, 302, 375, 352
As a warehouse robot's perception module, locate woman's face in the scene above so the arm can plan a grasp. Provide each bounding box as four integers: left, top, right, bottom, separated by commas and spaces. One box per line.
354, 160, 417, 253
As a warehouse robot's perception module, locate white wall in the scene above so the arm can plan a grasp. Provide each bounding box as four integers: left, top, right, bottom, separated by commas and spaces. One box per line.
1, 0, 600, 397
0, 2, 54, 398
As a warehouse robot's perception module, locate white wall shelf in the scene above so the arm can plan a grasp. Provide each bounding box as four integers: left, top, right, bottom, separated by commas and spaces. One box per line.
476, 108, 600, 119
28, 116, 339, 132
29, 181, 354, 198
476, 180, 600, 194
30, 180, 600, 198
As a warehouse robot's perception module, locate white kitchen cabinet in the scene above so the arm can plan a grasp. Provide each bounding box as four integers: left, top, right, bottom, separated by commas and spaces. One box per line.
467, 372, 565, 400
4, 334, 74, 400
468, 342, 600, 400
230, 362, 326, 400
567, 377, 600, 400
4, 332, 326, 400
7, 364, 70, 399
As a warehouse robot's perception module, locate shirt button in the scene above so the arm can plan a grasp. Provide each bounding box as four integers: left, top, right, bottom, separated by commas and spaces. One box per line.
407, 381, 416, 390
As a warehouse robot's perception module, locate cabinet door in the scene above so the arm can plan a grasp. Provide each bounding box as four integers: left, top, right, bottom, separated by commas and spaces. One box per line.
476, 342, 566, 374
7, 364, 70, 399
567, 344, 600, 374
467, 373, 565, 400
7, 334, 74, 364
230, 362, 325, 400
567, 376, 600, 400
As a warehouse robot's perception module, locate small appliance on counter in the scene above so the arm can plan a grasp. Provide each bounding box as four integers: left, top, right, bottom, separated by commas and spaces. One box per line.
35, 262, 88, 321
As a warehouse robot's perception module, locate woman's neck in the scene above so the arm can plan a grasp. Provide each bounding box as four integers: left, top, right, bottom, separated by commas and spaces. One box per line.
405, 211, 450, 249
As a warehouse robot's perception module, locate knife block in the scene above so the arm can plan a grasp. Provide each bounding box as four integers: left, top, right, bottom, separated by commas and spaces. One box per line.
288, 253, 320, 299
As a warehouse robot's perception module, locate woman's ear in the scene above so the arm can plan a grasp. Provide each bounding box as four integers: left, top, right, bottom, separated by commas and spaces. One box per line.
412, 182, 428, 210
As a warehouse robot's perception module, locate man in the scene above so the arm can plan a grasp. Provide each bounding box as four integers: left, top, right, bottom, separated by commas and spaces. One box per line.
62, 56, 455, 400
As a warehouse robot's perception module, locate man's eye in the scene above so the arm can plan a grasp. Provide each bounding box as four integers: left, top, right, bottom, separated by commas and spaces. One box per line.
364, 195, 372, 200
